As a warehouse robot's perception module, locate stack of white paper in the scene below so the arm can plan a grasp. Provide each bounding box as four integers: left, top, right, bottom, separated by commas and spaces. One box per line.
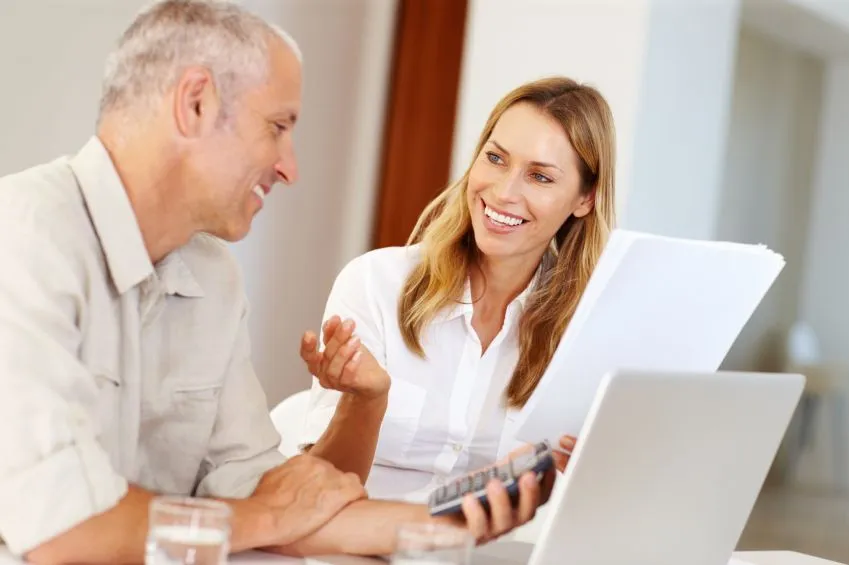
514, 229, 786, 444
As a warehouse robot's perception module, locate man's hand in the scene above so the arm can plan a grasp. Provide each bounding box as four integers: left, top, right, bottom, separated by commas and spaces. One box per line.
249, 455, 366, 548
300, 315, 390, 399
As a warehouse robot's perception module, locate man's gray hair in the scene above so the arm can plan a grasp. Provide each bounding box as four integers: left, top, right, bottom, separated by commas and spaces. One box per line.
98, 0, 301, 120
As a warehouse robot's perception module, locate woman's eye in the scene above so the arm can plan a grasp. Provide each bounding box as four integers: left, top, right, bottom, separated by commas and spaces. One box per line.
486, 151, 503, 165
532, 172, 553, 184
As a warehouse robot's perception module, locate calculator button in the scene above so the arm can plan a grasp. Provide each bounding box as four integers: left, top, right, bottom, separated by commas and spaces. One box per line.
472, 472, 486, 491
459, 475, 473, 495
433, 487, 448, 503
444, 481, 460, 499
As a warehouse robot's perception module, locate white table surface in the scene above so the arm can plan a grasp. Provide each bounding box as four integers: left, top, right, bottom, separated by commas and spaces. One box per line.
1, 545, 844, 565
230, 548, 846, 565
731, 553, 847, 565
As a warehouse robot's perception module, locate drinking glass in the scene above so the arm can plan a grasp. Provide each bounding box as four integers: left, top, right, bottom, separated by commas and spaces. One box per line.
391, 522, 473, 565
145, 496, 231, 565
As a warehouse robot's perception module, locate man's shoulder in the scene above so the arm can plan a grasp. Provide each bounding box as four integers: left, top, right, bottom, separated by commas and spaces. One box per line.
0, 157, 97, 266
0, 156, 86, 230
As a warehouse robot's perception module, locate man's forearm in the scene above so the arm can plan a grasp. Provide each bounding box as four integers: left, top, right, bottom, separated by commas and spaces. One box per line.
25, 485, 273, 565
266, 499, 462, 557
309, 393, 388, 483
24, 485, 154, 565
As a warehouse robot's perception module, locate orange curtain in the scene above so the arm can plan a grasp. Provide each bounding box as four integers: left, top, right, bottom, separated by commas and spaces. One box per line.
372, 0, 469, 249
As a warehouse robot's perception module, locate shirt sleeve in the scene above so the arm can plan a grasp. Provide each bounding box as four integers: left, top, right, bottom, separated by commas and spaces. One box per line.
194, 298, 286, 499
0, 225, 128, 556
300, 253, 387, 448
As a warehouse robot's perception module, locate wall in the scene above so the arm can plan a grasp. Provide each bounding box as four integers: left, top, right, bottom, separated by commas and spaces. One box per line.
742, 0, 849, 59
799, 63, 849, 369
0, 1, 148, 173
233, 0, 397, 406
786, 0, 849, 38
717, 27, 824, 372
0, 0, 398, 408
627, 0, 741, 240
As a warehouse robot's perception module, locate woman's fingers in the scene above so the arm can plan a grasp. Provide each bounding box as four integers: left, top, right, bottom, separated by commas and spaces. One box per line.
300, 332, 322, 375
325, 335, 361, 383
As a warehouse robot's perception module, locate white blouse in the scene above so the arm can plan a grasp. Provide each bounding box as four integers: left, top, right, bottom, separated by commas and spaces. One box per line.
300, 245, 534, 503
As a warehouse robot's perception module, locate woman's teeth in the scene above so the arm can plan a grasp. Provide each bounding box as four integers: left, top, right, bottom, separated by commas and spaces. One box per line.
484, 205, 525, 226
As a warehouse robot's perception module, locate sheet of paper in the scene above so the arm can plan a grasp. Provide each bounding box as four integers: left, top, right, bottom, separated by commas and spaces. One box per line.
514, 229, 786, 444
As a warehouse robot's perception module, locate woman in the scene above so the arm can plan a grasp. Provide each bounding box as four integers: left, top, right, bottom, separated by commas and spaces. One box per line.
298, 76, 616, 503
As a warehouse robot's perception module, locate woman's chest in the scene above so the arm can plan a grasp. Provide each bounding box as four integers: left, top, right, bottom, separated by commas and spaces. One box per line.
377, 321, 523, 466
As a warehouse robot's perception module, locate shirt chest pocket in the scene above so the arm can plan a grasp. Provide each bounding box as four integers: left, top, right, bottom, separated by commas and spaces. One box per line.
141, 379, 222, 494
375, 378, 428, 463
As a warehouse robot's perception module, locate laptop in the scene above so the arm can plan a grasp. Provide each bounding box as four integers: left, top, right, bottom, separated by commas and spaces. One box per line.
478, 369, 803, 565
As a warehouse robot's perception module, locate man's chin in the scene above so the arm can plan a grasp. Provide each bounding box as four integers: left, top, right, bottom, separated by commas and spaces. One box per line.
206, 221, 252, 243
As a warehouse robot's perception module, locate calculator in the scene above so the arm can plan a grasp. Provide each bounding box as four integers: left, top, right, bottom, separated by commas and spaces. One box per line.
427, 441, 555, 516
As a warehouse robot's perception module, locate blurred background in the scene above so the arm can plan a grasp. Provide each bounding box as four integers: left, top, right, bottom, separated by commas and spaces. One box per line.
1, 0, 848, 559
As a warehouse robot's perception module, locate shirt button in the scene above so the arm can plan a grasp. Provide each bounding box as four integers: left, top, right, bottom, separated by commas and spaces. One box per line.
452, 443, 463, 453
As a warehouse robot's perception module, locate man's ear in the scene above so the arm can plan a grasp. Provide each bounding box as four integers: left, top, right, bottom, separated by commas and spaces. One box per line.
173, 66, 221, 138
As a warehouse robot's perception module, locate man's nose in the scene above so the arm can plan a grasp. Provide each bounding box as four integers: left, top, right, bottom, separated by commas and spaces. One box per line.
275, 144, 299, 185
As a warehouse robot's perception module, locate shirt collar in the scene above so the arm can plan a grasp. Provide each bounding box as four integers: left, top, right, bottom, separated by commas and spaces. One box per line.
69, 136, 204, 298
156, 249, 205, 298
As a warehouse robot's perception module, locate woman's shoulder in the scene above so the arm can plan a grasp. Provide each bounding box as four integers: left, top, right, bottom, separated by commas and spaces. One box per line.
341, 244, 422, 277
334, 244, 423, 294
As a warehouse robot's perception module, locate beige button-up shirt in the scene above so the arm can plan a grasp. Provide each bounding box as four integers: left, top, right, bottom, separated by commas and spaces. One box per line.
0, 137, 285, 555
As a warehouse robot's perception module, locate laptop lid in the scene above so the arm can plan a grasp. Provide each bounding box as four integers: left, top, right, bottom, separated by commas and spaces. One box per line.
527, 370, 804, 565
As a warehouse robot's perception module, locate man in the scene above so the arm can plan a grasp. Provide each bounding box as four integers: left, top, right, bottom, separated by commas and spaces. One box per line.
0, 1, 551, 563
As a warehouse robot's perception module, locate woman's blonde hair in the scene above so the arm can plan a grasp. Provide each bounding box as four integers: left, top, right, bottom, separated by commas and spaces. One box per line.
398, 76, 617, 408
